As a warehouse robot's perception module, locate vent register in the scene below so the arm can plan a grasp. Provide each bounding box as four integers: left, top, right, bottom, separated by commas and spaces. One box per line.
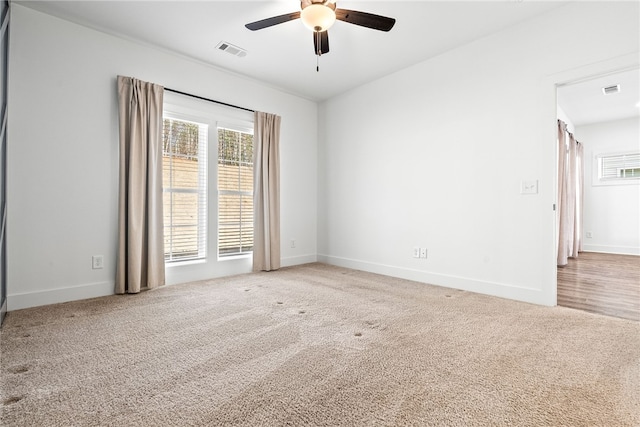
216, 41, 247, 58
602, 84, 620, 95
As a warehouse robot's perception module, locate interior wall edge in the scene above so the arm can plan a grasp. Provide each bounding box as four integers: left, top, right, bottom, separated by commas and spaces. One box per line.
0, 297, 6, 323
281, 254, 318, 268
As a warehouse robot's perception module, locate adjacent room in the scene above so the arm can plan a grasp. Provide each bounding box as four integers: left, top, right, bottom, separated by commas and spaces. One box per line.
556, 69, 640, 321
1, 1, 639, 425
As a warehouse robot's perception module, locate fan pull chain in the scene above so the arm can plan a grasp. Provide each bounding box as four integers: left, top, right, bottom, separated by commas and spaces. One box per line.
315, 31, 320, 72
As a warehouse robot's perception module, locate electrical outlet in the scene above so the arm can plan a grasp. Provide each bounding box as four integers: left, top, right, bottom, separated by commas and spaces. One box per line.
92, 255, 104, 269
413, 247, 420, 258
586, 231, 592, 238
420, 248, 427, 259
290, 239, 296, 248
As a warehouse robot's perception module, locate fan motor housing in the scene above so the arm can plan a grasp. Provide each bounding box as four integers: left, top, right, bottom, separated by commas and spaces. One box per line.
301, 0, 336, 11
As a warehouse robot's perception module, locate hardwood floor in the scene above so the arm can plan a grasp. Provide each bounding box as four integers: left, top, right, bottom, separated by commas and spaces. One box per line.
557, 252, 640, 321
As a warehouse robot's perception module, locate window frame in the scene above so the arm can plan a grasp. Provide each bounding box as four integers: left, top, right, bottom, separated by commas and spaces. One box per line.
162, 112, 209, 264
161, 92, 254, 284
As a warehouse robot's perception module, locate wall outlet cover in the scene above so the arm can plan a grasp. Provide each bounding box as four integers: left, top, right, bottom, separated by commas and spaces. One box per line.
92, 255, 104, 269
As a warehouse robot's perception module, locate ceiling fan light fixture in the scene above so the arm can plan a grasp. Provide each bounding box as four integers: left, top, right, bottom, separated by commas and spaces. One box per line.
301, 4, 336, 32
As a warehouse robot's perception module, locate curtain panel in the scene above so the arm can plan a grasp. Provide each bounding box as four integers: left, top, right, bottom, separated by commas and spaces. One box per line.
116, 76, 165, 293
253, 112, 281, 272
557, 120, 584, 267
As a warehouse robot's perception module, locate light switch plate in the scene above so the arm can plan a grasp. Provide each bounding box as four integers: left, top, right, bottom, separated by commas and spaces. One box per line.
520, 180, 538, 195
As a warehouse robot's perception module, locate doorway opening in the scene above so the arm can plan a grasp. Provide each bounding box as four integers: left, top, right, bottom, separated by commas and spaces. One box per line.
555, 67, 640, 321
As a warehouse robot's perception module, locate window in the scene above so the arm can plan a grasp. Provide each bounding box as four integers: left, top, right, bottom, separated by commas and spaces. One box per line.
218, 127, 253, 257
162, 117, 208, 262
597, 152, 640, 182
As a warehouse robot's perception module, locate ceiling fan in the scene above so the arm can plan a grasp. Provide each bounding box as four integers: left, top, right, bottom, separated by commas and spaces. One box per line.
245, 0, 395, 66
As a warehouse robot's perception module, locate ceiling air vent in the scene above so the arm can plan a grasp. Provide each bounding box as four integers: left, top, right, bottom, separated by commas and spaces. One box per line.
602, 84, 620, 95
216, 41, 247, 58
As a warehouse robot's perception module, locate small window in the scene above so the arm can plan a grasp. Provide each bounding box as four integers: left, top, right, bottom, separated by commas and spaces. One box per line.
162, 117, 208, 262
598, 152, 640, 181
218, 126, 253, 257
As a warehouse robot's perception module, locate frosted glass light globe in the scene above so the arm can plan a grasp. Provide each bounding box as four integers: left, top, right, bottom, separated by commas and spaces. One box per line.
301, 4, 336, 32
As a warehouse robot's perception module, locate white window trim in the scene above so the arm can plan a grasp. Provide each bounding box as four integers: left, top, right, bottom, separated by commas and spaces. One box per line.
162, 112, 209, 264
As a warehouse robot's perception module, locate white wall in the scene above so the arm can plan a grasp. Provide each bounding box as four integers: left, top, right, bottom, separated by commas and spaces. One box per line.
8, 2, 640, 312
577, 117, 640, 255
8, 5, 318, 310
318, 1, 639, 306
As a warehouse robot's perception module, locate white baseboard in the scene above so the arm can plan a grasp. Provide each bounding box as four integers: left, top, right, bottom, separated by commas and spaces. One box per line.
8, 252, 557, 311
317, 254, 553, 306
8, 255, 318, 311
8, 281, 115, 311
582, 245, 640, 256
281, 254, 317, 268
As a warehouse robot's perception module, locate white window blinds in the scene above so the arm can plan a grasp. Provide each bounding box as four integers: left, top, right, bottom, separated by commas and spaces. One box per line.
218, 127, 253, 257
599, 152, 640, 180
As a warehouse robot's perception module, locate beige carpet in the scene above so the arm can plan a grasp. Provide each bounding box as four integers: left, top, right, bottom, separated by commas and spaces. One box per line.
1, 263, 638, 426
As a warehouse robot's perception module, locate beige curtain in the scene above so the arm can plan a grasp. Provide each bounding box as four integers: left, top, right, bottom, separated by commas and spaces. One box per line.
573, 142, 584, 256
557, 120, 583, 266
556, 120, 567, 263
565, 132, 577, 256
116, 76, 165, 293
253, 112, 281, 272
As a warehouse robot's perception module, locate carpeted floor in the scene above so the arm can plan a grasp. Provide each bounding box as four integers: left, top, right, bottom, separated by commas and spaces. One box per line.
1, 263, 639, 426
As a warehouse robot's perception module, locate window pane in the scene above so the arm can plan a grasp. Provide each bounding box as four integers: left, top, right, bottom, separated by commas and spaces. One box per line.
241, 194, 254, 253
218, 128, 239, 166
622, 167, 640, 178
600, 153, 640, 180
218, 127, 253, 257
219, 193, 241, 255
219, 194, 252, 254
164, 225, 199, 260
241, 132, 253, 164
165, 192, 199, 225
218, 163, 238, 192
163, 117, 207, 262
163, 156, 199, 190
240, 165, 252, 192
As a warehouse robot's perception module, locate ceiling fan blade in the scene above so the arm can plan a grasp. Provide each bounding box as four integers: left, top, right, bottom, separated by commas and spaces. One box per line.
313, 30, 330, 55
245, 11, 301, 31
335, 9, 395, 32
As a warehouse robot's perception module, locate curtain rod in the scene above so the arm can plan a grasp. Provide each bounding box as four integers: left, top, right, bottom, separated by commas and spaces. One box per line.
164, 87, 254, 113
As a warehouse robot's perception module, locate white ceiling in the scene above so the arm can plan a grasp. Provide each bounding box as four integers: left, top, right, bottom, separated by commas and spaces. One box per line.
16, 0, 640, 124
557, 68, 640, 126
19, 0, 570, 101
